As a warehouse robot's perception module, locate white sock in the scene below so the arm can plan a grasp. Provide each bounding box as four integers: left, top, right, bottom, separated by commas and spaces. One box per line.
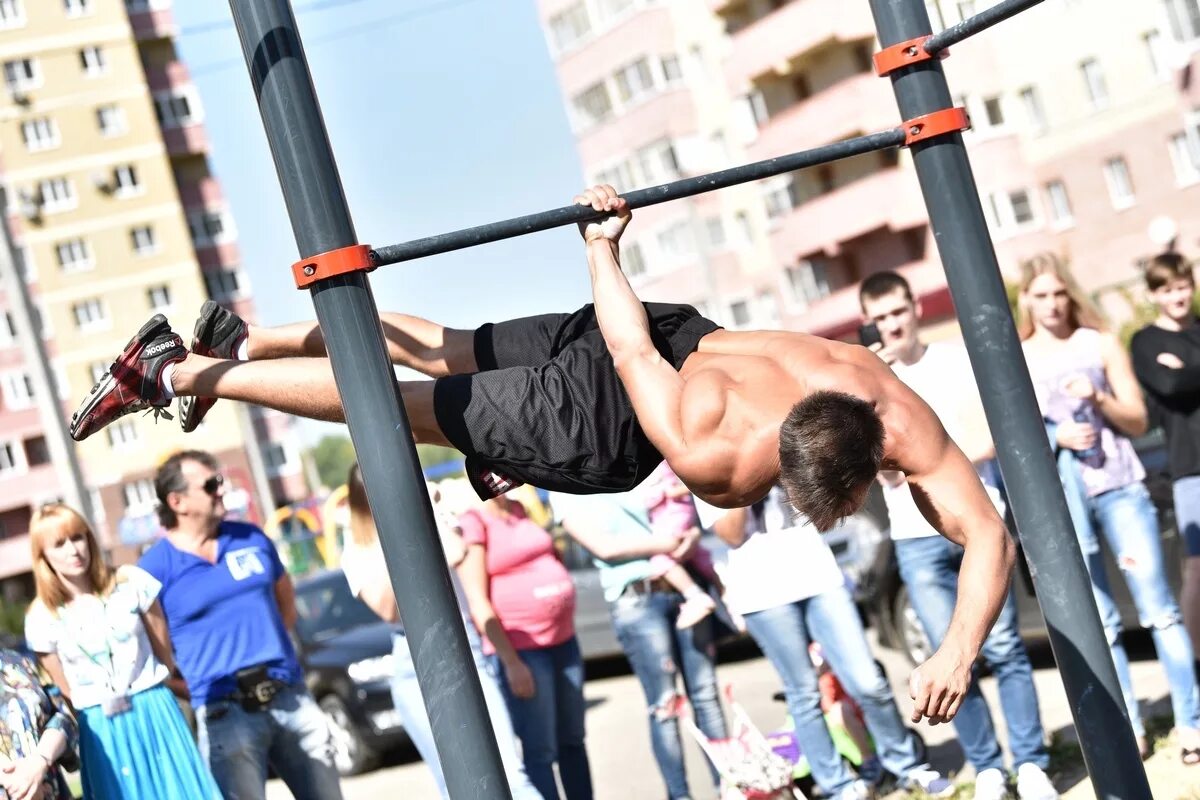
236, 338, 249, 361
160, 363, 177, 400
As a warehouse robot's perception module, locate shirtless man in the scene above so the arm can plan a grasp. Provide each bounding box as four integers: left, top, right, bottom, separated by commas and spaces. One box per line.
70, 185, 1013, 724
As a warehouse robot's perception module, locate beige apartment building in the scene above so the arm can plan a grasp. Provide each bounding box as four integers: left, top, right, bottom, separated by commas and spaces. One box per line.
0, 0, 309, 594
538, 0, 1200, 341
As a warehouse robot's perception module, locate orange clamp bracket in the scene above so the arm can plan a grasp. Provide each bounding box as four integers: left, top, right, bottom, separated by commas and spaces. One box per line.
873, 36, 947, 77
291, 244, 375, 289
903, 107, 971, 146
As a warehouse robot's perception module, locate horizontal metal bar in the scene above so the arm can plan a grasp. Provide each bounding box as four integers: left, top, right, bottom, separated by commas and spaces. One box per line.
924, 0, 1045, 54
371, 127, 906, 266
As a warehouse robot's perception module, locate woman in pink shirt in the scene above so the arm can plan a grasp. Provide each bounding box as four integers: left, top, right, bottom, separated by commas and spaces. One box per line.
458, 495, 592, 800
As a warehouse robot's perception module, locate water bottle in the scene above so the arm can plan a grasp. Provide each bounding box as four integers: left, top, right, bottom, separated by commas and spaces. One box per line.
1071, 404, 1105, 469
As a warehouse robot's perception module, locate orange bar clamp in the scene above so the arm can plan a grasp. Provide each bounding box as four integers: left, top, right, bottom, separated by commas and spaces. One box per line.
903, 107, 971, 145
291, 244, 375, 289
873, 36, 948, 77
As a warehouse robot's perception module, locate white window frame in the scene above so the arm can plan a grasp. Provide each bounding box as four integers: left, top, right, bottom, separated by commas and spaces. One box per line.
1169, 130, 1200, 186
979, 94, 1007, 131
188, 207, 236, 248
761, 175, 796, 222
146, 283, 172, 312
1081, 58, 1109, 110
547, 2, 591, 55
88, 361, 108, 384
1103, 156, 1136, 209
153, 88, 202, 129
204, 267, 248, 301
72, 297, 109, 332
0, 1, 25, 30
1018, 86, 1047, 135
122, 478, 155, 514
1165, 0, 1200, 44
264, 440, 301, 478
782, 259, 833, 311
79, 45, 106, 77
634, 139, 681, 185
0, 311, 15, 348
131, 225, 157, 255
1044, 180, 1074, 229
654, 218, 695, 264
106, 420, 140, 451
112, 164, 142, 198
38, 177, 77, 214
3, 57, 40, 93
621, 240, 648, 279
613, 57, 655, 105
0, 370, 34, 411
96, 104, 127, 137
20, 117, 61, 152
55, 237, 93, 273
0, 440, 27, 477
64, 0, 93, 18
1144, 29, 1171, 80
571, 81, 613, 130
985, 187, 1041, 235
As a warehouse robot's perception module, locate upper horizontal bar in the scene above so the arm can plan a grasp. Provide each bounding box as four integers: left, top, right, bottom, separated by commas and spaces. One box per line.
924, 0, 1045, 54
372, 127, 906, 267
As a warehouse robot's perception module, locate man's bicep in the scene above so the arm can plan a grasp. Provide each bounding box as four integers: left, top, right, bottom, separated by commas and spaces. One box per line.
907, 441, 1000, 547
613, 350, 690, 459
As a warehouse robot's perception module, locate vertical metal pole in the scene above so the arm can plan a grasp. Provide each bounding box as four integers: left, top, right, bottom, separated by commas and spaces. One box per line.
867, 1, 1152, 797
224, 4, 510, 798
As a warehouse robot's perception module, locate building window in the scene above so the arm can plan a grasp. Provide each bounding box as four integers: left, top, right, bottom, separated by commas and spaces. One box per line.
784, 259, 831, 309
105, 420, 139, 450
3, 58, 39, 92
64, 0, 92, 17
1144, 30, 1169, 79
593, 160, 635, 192
622, 242, 647, 278
955, 1, 976, 21
1169, 131, 1200, 185
1018, 87, 1047, 134
661, 54, 683, 84
72, 298, 107, 331
0, 312, 15, 347
0, 441, 22, 475
1009, 189, 1035, 224
0, 371, 34, 410
985, 188, 1040, 232
635, 140, 681, 184
24, 436, 49, 467
264, 443, 296, 476
572, 82, 613, 129
1165, 0, 1200, 42
131, 225, 156, 254
548, 2, 590, 53
55, 238, 93, 273
146, 284, 172, 311
1103, 156, 1136, 208
614, 58, 655, 104
89, 361, 108, 384
123, 479, 155, 513
188, 210, 231, 246
762, 176, 796, 220
79, 46, 106, 76
705, 216, 726, 249
0, 1, 24, 30
38, 177, 77, 213
1045, 180, 1074, 226
112, 164, 141, 197
656, 221, 695, 260
981, 95, 1005, 128
20, 117, 60, 152
1080, 58, 1109, 110
729, 299, 751, 328
96, 104, 126, 136
205, 268, 244, 301
154, 90, 199, 128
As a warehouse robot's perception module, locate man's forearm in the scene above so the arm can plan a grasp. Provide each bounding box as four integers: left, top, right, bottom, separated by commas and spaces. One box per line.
586, 239, 655, 361
942, 524, 1014, 659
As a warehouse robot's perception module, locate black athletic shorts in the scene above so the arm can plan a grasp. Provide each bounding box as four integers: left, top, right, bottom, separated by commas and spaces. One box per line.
433, 303, 721, 498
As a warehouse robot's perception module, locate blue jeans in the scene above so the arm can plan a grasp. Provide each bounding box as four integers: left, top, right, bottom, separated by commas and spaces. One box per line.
391, 633, 542, 800
610, 589, 727, 800
1175, 475, 1200, 558
1071, 481, 1200, 734
197, 685, 343, 800
490, 637, 593, 800
894, 535, 1049, 772
744, 585, 923, 795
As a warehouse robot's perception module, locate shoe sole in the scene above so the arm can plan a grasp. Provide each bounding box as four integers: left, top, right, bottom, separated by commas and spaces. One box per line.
180, 303, 223, 432
71, 314, 167, 440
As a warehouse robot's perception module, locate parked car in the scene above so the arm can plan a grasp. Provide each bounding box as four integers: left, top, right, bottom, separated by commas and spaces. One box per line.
856, 430, 1185, 665
292, 569, 407, 776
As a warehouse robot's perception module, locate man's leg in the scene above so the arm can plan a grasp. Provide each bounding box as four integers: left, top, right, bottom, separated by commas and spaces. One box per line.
266, 686, 345, 800
196, 700, 272, 800
742, 601, 860, 796
894, 536, 1006, 774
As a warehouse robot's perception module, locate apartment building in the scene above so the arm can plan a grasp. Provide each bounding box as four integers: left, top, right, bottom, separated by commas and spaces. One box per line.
540, 0, 1200, 341
0, 0, 309, 592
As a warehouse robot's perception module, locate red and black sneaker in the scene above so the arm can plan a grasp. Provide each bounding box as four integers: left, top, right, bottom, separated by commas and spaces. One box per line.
70, 314, 187, 441
179, 301, 248, 432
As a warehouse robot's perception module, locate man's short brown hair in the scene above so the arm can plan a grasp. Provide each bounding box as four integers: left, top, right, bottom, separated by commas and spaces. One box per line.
1145, 252, 1194, 292
859, 270, 914, 310
778, 390, 884, 532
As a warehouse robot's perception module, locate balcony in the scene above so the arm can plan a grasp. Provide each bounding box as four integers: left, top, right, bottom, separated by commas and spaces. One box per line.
163, 123, 208, 157
145, 61, 190, 94
129, 7, 177, 41
768, 167, 927, 262
725, 0, 876, 92
791, 260, 951, 339
577, 89, 697, 165
746, 73, 898, 163
176, 175, 224, 210
196, 241, 239, 269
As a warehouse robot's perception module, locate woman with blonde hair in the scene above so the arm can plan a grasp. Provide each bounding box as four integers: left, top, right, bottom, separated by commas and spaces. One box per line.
24, 503, 220, 798
342, 466, 540, 799
1018, 253, 1200, 763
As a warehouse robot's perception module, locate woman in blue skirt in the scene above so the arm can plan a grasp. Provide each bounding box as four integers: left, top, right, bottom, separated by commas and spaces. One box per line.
24, 502, 220, 799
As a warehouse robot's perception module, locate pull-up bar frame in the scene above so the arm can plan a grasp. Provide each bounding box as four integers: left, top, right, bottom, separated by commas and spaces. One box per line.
226, 0, 1150, 796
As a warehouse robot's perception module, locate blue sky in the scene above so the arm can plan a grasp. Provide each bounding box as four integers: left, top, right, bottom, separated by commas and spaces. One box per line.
172, 0, 593, 442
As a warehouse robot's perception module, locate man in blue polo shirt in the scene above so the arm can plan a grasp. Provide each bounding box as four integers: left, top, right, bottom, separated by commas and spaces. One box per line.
140, 449, 342, 800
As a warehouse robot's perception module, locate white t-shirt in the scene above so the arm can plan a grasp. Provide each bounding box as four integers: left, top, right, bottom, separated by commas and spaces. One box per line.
883, 342, 1004, 540
25, 565, 170, 708
694, 489, 844, 615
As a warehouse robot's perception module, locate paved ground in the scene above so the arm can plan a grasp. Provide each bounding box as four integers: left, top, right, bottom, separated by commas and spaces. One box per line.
269, 636, 1200, 799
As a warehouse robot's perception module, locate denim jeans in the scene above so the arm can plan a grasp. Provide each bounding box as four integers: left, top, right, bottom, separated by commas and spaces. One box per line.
490, 637, 593, 800
1174, 475, 1200, 558
609, 589, 727, 800
1070, 481, 1200, 734
743, 585, 923, 795
196, 684, 343, 800
391, 633, 542, 800
894, 535, 1050, 772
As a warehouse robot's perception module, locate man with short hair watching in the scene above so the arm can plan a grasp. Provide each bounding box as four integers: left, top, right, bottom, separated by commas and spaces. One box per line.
139, 449, 343, 800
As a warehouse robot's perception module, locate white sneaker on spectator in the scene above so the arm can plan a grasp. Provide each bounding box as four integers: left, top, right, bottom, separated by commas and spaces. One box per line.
675, 593, 716, 629
899, 766, 955, 797
833, 779, 874, 800
973, 767, 1010, 800
1015, 763, 1059, 800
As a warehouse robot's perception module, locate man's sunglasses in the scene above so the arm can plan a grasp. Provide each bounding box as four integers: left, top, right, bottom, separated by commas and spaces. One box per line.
201, 475, 225, 496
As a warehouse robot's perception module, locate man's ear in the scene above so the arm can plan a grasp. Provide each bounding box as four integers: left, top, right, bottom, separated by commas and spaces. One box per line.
166, 491, 186, 517
914, 299, 924, 320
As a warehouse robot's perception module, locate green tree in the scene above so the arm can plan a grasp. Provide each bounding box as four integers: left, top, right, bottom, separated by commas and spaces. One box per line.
308, 435, 357, 489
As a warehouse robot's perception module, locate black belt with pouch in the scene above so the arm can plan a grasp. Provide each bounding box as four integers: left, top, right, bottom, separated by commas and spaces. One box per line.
234, 664, 285, 712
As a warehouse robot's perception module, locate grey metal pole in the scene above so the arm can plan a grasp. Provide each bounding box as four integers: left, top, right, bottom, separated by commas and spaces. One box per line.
868, 1, 1152, 797
224, 4, 510, 798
